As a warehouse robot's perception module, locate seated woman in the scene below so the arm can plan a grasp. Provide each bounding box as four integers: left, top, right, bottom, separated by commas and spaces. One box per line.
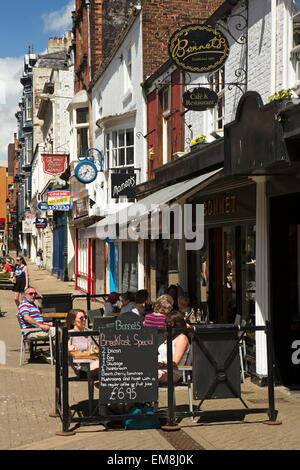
103, 292, 120, 317
158, 310, 190, 383
66, 309, 99, 378
144, 294, 173, 329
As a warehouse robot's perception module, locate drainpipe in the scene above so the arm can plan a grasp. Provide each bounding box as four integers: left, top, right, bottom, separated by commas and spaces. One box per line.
86, 0, 92, 83
270, 0, 277, 94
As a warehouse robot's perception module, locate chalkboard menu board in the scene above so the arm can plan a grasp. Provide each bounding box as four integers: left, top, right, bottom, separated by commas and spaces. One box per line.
99, 312, 158, 404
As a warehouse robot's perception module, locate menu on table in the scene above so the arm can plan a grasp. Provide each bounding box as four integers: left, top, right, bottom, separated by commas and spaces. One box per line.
99, 312, 158, 404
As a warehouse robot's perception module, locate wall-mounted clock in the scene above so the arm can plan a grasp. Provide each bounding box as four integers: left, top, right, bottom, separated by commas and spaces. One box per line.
75, 148, 104, 184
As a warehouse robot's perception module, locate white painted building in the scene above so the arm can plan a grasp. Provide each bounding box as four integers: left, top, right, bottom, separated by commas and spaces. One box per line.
84, 11, 146, 294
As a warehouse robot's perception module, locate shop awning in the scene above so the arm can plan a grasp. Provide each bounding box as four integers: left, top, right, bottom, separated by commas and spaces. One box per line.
79, 168, 223, 240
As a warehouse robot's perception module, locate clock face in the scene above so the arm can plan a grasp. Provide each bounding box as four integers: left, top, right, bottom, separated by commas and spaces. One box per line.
75, 161, 97, 183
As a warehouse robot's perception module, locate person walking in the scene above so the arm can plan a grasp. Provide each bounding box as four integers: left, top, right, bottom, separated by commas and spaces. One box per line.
36, 248, 43, 270
12, 255, 29, 307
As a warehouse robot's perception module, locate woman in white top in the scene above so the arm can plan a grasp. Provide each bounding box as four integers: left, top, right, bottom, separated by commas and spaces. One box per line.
158, 311, 190, 383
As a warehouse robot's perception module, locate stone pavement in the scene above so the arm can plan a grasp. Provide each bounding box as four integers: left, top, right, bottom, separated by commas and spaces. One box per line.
0, 254, 300, 451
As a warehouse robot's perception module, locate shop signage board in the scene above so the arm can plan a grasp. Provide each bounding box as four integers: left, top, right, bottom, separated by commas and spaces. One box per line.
41, 154, 68, 176
98, 312, 158, 404
37, 201, 49, 211
111, 173, 136, 199
22, 218, 35, 233
182, 87, 218, 111
47, 190, 71, 211
0, 218, 5, 230
168, 24, 229, 73
35, 218, 48, 229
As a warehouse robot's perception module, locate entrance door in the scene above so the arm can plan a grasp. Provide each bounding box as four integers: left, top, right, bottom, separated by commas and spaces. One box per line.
270, 194, 300, 386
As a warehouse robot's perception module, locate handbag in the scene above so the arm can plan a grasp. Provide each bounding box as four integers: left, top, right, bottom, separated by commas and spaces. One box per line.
124, 404, 160, 430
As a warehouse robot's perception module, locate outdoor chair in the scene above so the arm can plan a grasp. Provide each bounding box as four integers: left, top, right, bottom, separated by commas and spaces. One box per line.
158, 345, 194, 421
87, 308, 104, 328
234, 315, 247, 383
16, 315, 54, 366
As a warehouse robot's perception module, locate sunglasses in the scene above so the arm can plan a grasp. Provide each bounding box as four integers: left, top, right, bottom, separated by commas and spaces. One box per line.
16, 259, 21, 262
78, 315, 87, 320
28, 292, 37, 296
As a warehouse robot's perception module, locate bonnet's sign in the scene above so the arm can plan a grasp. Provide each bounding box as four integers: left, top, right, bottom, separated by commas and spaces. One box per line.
182, 87, 218, 111
168, 24, 229, 73
111, 173, 136, 199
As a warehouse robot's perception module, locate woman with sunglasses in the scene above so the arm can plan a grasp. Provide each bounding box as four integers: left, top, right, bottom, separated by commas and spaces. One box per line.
66, 309, 99, 378
12, 256, 29, 307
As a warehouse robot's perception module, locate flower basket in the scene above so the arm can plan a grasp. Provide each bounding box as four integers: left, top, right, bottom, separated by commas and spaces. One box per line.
190, 142, 208, 152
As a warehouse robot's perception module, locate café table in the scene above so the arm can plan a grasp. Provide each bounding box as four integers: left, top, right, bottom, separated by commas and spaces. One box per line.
42, 312, 68, 320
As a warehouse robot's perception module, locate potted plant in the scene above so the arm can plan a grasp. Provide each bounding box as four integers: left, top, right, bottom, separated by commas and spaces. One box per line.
268, 89, 293, 102
190, 135, 207, 152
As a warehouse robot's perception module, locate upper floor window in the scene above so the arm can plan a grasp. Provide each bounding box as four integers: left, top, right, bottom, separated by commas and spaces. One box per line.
159, 86, 172, 164
124, 45, 132, 94
25, 94, 32, 121
105, 128, 134, 168
210, 67, 225, 131
75, 107, 89, 157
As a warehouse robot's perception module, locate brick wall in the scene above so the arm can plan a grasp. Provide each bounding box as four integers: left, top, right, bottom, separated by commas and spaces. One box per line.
74, 0, 133, 92
142, 0, 224, 80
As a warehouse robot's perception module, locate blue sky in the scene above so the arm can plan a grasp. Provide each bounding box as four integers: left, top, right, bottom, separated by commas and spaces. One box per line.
0, 1, 74, 161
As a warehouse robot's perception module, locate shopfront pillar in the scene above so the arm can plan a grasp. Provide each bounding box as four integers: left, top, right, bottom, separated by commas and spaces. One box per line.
252, 176, 269, 379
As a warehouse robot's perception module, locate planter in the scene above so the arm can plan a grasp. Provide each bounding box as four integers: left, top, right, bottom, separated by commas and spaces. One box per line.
190, 142, 208, 152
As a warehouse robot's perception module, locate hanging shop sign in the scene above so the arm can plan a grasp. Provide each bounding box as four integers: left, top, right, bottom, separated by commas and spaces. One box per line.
22, 218, 35, 233
41, 153, 68, 176
37, 201, 49, 211
182, 87, 218, 111
168, 24, 229, 73
47, 190, 71, 211
0, 218, 5, 230
35, 218, 48, 229
111, 173, 136, 199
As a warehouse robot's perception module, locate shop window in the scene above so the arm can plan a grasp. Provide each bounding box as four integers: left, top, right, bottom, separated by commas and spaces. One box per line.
209, 67, 225, 131
122, 242, 138, 292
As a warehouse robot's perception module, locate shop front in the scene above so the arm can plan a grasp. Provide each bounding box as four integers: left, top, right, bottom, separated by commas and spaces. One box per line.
187, 178, 256, 327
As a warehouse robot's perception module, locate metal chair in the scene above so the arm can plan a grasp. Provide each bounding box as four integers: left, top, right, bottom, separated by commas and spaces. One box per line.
234, 315, 247, 382
87, 309, 104, 328
17, 315, 54, 366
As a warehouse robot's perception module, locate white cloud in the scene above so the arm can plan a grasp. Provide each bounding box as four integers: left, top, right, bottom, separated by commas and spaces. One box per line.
41, 0, 74, 33
0, 57, 23, 160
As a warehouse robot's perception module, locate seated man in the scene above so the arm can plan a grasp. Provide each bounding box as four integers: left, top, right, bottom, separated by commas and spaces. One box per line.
18, 287, 55, 341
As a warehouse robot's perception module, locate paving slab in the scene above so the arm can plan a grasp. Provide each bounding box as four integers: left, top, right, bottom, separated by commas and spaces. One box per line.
0, 255, 300, 450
